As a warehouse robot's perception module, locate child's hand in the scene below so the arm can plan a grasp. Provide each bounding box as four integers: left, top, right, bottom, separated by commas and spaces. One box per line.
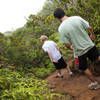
53, 59, 58, 63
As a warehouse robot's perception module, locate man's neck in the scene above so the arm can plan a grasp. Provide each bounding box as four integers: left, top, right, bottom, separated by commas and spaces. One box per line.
60, 16, 69, 22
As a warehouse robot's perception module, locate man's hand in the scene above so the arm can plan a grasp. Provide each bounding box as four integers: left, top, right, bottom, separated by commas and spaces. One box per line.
64, 43, 73, 50
90, 34, 95, 40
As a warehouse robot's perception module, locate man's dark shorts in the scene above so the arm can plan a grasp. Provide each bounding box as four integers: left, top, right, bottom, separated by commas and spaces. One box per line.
78, 46, 100, 70
53, 57, 67, 70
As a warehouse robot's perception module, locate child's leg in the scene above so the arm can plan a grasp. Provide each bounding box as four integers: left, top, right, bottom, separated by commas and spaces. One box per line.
65, 65, 73, 75
53, 62, 63, 78
56, 69, 63, 78
56, 69, 61, 75
66, 65, 71, 73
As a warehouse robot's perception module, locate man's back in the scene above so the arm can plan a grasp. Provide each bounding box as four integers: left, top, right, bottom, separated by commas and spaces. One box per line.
58, 16, 94, 56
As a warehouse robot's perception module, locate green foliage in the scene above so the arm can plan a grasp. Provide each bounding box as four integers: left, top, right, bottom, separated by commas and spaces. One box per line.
0, 68, 63, 100
0, 0, 100, 99
1, 0, 99, 77
33, 67, 55, 78
0, 33, 5, 55
44, 0, 100, 51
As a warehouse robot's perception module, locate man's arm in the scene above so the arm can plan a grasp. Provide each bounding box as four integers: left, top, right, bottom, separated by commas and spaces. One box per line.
88, 26, 95, 40
79, 17, 95, 40
64, 43, 73, 50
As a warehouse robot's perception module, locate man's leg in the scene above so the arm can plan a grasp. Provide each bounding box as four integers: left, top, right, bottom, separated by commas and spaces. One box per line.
85, 55, 100, 82
85, 68, 100, 89
98, 56, 100, 61
84, 68, 97, 82
79, 53, 100, 89
78, 53, 97, 82
87, 47, 100, 89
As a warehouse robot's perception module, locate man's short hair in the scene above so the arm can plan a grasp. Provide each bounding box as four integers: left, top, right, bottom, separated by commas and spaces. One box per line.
40, 35, 48, 42
53, 8, 65, 18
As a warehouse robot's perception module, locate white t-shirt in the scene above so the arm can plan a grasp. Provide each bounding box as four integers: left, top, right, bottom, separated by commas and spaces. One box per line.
42, 41, 62, 61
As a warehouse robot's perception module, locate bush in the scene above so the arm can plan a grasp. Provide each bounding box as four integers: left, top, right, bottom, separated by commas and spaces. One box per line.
0, 68, 62, 100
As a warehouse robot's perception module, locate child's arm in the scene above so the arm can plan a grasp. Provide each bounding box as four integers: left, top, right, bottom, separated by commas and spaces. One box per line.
56, 45, 62, 54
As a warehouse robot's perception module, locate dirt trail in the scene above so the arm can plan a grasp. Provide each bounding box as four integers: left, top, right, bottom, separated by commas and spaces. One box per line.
45, 59, 100, 100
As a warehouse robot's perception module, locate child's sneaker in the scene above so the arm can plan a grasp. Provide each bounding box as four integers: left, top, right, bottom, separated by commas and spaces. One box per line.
69, 72, 73, 76
56, 73, 63, 78
88, 82, 100, 90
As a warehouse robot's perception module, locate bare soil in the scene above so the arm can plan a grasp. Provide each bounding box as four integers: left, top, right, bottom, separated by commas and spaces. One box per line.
45, 59, 100, 100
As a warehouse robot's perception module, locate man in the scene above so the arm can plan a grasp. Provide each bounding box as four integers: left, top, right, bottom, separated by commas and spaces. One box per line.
53, 8, 100, 89
40, 35, 73, 78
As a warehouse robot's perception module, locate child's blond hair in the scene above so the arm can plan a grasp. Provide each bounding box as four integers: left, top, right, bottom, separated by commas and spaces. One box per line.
40, 35, 48, 42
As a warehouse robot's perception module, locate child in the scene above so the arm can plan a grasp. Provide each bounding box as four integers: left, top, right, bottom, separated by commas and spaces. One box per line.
40, 35, 73, 78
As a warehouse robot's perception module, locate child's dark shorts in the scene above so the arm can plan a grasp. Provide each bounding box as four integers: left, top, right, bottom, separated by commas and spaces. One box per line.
53, 57, 67, 70
78, 46, 100, 70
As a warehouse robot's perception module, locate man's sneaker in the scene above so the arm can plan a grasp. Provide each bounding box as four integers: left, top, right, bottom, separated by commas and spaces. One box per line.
88, 82, 100, 90
94, 84, 100, 90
